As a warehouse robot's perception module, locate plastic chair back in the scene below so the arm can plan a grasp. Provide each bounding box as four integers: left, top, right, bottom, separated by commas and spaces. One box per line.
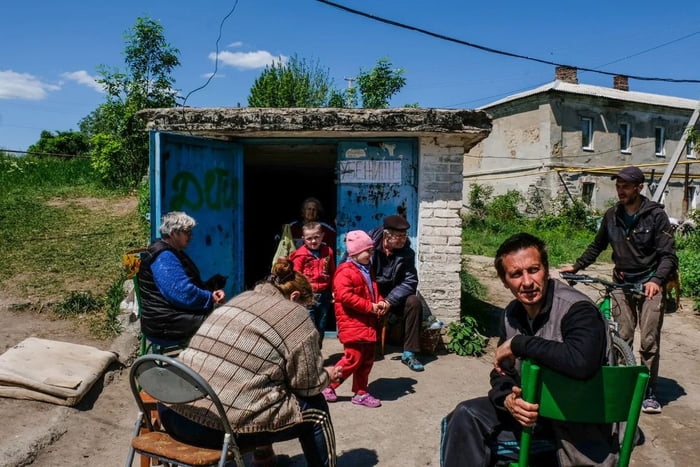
512, 360, 649, 467
125, 354, 244, 467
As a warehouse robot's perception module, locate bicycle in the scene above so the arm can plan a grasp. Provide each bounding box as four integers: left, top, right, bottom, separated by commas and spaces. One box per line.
559, 272, 639, 366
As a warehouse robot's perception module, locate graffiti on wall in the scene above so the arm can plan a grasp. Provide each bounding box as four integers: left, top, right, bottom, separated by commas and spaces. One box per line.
169, 168, 239, 211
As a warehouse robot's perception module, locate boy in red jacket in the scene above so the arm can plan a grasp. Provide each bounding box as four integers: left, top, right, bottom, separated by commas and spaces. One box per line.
322, 230, 388, 408
289, 222, 336, 346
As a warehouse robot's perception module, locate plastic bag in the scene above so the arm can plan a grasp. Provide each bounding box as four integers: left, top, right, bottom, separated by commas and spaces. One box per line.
271, 224, 297, 270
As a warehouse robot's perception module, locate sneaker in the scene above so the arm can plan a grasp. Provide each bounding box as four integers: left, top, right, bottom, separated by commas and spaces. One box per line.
401, 352, 425, 372
642, 394, 662, 414
322, 386, 338, 402
351, 393, 382, 408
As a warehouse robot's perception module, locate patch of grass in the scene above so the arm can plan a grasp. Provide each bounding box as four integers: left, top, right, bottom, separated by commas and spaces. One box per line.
462, 216, 611, 267
0, 154, 148, 336
55, 291, 104, 316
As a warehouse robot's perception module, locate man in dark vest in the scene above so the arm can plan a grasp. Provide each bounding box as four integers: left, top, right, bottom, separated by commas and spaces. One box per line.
441, 233, 614, 466
137, 211, 226, 347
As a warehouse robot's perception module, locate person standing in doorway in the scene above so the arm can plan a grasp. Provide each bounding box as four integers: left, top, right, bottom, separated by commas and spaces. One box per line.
560, 165, 678, 414
289, 197, 337, 249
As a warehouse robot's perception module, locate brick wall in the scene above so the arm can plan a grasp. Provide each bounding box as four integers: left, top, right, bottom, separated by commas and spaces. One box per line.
417, 138, 465, 322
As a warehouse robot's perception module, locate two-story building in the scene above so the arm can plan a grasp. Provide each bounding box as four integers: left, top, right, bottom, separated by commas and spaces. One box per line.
465, 66, 700, 219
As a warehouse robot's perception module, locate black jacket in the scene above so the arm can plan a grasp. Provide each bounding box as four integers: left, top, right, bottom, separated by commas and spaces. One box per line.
368, 226, 418, 306
574, 196, 677, 286
137, 239, 210, 341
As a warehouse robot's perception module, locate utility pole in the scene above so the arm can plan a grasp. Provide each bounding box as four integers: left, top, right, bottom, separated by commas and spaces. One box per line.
652, 100, 700, 202
344, 77, 355, 108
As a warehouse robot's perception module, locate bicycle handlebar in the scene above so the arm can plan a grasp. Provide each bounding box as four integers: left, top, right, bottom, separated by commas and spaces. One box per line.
559, 272, 645, 295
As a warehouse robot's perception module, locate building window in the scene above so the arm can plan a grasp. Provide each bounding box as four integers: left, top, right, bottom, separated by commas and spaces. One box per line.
582, 182, 595, 206
582, 118, 593, 150
619, 123, 631, 153
655, 127, 665, 156
687, 139, 696, 159
620, 123, 632, 153
691, 185, 698, 211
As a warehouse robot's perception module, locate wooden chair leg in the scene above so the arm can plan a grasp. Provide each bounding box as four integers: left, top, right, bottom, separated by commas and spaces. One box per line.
138, 390, 161, 467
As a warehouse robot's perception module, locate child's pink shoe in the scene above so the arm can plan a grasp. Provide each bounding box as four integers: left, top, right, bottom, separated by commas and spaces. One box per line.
351, 392, 381, 408
322, 386, 338, 402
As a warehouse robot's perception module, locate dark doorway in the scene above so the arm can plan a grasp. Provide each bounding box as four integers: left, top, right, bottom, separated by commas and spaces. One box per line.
243, 142, 337, 290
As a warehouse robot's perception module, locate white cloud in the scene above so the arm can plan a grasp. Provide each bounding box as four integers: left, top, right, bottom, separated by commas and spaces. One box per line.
0, 70, 60, 100
226, 41, 243, 48
61, 70, 105, 93
200, 72, 226, 79
209, 50, 287, 70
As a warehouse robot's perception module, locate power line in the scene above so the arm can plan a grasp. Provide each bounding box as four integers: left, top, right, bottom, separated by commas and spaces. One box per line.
181, 0, 240, 106
316, 0, 700, 84
591, 31, 700, 70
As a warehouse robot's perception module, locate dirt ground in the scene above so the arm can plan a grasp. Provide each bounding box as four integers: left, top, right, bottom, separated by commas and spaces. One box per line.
0, 256, 698, 466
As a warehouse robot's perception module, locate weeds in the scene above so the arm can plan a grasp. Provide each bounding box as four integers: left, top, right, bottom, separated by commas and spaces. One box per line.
445, 316, 489, 357
55, 291, 104, 316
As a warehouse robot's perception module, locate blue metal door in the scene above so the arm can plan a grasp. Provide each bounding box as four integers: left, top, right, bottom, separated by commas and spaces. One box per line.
336, 140, 418, 254
150, 131, 244, 297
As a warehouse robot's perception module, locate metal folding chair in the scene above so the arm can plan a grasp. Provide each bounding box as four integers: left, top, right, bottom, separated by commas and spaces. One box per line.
125, 354, 244, 467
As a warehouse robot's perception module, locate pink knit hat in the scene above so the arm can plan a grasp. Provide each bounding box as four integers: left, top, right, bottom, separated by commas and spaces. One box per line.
346, 230, 374, 256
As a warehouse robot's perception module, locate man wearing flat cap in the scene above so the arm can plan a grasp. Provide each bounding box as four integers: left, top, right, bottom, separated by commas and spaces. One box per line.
368, 214, 425, 371
561, 165, 677, 414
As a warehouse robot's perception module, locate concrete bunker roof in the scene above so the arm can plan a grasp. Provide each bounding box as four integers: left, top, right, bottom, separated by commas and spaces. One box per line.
137, 107, 492, 148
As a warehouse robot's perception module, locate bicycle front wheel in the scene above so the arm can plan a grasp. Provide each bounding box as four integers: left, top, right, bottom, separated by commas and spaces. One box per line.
611, 334, 636, 366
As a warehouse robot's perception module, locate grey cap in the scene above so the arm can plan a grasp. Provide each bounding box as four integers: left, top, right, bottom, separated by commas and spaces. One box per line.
612, 166, 644, 184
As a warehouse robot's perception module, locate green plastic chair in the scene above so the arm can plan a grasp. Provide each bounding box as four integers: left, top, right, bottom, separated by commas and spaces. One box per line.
511, 360, 649, 467
133, 276, 186, 356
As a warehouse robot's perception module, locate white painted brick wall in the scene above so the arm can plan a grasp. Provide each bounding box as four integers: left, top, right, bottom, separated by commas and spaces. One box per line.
416, 138, 465, 323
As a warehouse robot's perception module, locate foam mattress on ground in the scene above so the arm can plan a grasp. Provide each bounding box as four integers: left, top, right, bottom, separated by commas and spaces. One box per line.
0, 337, 118, 406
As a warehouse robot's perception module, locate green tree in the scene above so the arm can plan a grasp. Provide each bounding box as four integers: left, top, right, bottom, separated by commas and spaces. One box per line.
81, 16, 180, 187
26, 130, 90, 158
248, 55, 335, 107
356, 58, 406, 108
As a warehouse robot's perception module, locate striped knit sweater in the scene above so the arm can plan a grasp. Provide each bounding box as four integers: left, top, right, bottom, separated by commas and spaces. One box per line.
172, 282, 329, 433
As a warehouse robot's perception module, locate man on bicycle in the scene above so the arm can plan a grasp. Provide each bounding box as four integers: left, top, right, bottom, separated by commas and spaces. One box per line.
561, 166, 678, 414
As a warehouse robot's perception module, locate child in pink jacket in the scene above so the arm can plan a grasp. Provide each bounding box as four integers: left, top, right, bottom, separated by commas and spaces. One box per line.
322, 230, 388, 408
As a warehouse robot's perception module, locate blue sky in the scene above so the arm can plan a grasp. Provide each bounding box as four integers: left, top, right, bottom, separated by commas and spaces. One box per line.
2, 0, 700, 151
